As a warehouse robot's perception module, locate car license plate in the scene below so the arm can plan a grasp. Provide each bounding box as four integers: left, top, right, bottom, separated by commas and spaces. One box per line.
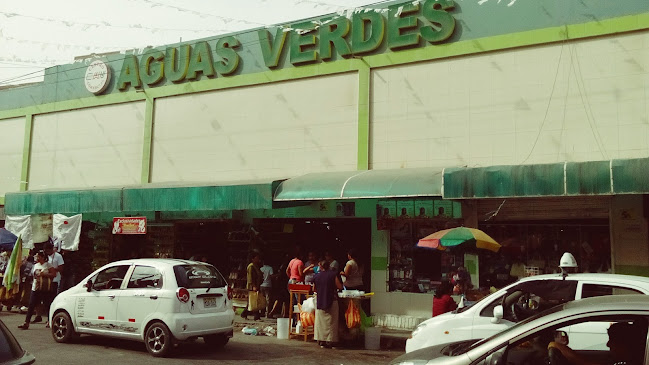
203, 297, 217, 308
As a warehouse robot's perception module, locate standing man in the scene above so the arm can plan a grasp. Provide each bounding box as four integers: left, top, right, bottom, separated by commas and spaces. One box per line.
241, 252, 263, 321
44, 241, 64, 328
259, 259, 273, 317
313, 260, 342, 348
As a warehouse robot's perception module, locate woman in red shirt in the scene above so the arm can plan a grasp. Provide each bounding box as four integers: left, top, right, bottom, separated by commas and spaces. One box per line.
432, 281, 457, 317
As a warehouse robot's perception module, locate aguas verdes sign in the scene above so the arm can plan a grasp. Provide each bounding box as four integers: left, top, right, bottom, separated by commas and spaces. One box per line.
114, 0, 456, 92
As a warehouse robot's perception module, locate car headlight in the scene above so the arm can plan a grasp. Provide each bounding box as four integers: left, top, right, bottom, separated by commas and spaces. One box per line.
410, 322, 428, 338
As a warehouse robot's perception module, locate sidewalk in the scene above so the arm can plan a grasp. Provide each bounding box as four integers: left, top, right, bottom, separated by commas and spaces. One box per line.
233, 314, 407, 351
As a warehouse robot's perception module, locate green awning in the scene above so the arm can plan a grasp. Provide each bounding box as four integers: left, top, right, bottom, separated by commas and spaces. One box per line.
5, 181, 276, 215
443, 158, 649, 199
274, 167, 443, 201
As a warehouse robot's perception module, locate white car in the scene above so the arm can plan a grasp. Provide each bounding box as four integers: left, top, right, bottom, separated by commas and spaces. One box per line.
49, 259, 234, 357
393, 295, 649, 365
406, 272, 649, 353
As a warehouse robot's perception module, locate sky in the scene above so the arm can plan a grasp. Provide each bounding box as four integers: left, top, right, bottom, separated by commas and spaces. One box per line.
0, 0, 380, 86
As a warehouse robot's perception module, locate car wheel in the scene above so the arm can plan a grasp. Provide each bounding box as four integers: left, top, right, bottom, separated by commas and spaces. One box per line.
51, 311, 77, 343
204, 334, 229, 349
145, 322, 173, 357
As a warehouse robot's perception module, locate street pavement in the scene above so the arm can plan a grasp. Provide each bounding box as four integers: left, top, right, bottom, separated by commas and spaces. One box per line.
1, 310, 403, 364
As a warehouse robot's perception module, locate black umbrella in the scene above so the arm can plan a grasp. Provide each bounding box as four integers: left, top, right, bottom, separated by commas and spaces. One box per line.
0, 229, 18, 251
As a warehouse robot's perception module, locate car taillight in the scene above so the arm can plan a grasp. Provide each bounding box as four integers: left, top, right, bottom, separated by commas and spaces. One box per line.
227, 285, 233, 300
176, 287, 190, 303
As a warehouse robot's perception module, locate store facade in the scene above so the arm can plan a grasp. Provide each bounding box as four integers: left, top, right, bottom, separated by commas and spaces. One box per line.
0, 0, 649, 318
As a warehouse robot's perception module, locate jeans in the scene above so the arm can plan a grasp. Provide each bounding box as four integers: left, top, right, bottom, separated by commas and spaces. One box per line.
260, 286, 272, 314
24, 290, 49, 324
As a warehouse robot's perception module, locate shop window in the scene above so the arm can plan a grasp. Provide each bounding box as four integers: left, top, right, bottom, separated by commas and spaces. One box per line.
388, 218, 462, 293
127, 265, 163, 289
581, 284, 642, 299
479, 223, 611, 289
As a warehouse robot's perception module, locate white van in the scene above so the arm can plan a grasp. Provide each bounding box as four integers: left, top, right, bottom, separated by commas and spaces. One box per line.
406, 272, 649, 353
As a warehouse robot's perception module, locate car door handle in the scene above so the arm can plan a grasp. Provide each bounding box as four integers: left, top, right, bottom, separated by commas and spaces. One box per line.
108, 295, 116, 300
150, 295, 158, 300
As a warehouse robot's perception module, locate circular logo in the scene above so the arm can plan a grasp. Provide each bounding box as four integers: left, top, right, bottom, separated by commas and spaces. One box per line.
84, 60, 111, 94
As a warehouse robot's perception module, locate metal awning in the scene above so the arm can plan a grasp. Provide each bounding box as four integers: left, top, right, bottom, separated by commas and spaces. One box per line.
4, 180, 277, 215
443, 158, 649, 199
273, 167, 444, 201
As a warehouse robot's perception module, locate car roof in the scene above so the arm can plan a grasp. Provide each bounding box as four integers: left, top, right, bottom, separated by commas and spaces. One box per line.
561, 293, 649, 312
107, 258, 209, 268
517, 272, 649, 285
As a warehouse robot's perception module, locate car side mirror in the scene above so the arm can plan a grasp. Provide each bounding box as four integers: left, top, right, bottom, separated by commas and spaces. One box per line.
487, 351, 503, 365
491, 305, 504, 324
85, 279, 93, 292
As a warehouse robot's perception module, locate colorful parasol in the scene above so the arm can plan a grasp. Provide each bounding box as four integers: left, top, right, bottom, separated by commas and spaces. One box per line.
417, 227, 501, 252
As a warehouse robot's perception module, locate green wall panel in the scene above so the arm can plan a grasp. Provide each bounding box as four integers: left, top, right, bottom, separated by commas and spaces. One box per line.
514, 164, 565, 196
4, 193, 31, 215
154, 187, 216, 211
122, 188, 156, 212
612, 158, 649, 194
215, 185, 273, 211
49, 192, 82, 213
444, 163, 564, 198
371, 256, 388, 271
566, 161, 611, 195
6, 183, 274, 215
79, 190, 122, 212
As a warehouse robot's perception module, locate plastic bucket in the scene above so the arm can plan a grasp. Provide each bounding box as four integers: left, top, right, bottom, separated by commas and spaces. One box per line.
277, 318, 290, 340
364, 327, 381, 350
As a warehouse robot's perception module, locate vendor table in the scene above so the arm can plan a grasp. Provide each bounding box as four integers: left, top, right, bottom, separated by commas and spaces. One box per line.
288, 284, 314, 342
337, 294, 373, 345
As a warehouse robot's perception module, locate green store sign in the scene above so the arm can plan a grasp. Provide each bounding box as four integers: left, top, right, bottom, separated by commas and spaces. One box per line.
117, 0, 455, 91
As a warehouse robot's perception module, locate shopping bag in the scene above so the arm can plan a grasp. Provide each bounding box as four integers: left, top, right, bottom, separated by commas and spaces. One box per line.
302, 296, 316, 313
297, 303, 315, 327
345, 300, 361, 329
257, 291, 267, 310
34, 275, 53, 293
248, 291, 261, 311
359, 307, 373, 331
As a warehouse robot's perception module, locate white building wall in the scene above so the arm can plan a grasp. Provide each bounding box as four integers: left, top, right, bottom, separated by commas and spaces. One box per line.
151, 73, 359, 183
371, 30, 649, 169
0, 117, 25, 196
29, 102, 145, 190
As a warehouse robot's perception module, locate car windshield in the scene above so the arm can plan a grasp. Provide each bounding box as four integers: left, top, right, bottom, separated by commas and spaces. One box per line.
174, 264, 226, 289
453, 303, 565, 355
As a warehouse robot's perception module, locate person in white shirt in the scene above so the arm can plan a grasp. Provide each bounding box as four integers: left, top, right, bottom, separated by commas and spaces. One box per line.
259, 261, 274, 317
44, 242, 64, 328
18, 251, 55, 330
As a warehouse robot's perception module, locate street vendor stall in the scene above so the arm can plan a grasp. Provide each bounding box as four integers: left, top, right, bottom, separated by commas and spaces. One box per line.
288, 283, 314, 341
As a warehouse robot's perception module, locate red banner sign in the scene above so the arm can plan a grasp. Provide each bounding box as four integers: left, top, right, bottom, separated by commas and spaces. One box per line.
112, 217, 147, 235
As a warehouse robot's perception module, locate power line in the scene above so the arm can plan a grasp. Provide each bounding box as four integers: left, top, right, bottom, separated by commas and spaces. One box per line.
0, 11, 231, 33
130, 0, 267, 27
0, 0, 388, 86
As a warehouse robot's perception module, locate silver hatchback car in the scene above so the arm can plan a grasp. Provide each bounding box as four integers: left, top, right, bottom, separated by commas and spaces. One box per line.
391, 295, 649, 365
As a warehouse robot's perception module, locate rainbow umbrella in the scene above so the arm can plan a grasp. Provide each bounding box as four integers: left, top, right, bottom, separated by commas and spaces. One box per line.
417, 227, 501, 252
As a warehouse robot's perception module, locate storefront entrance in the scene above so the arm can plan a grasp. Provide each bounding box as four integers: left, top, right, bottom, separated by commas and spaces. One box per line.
253, 218, 372, 290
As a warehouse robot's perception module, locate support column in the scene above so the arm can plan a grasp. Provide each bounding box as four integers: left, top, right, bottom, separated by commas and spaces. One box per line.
141, 96, 154, 184
356, 62, 370, 170
19, 114, 33, 192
